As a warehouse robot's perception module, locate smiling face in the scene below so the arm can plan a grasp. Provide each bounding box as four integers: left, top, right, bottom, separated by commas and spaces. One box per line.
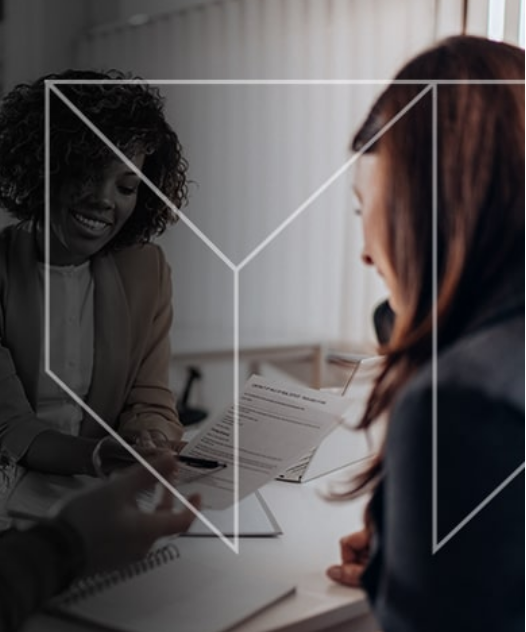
353, 154, 401, 313
49, 154, 145, 266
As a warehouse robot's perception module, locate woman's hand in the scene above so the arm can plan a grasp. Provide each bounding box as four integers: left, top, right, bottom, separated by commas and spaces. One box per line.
57, 454, 200, 575
92, 436, 167, 478
133, 429, 177, 450
326, 527, 370, 587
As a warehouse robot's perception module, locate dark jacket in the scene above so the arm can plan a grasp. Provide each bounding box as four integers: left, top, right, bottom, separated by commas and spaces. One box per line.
0, 222, 182, 463
362, 295, 525, 632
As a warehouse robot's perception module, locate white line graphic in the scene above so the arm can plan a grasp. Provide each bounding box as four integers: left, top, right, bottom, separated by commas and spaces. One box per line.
44, 78, 525, 556
48, 84, 236, 271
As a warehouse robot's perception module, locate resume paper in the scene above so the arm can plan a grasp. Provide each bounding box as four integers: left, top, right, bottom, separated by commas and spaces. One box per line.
178, 375, 352, 509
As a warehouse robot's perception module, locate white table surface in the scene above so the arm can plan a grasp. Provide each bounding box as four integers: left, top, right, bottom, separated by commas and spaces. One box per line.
23, 468, 379, 632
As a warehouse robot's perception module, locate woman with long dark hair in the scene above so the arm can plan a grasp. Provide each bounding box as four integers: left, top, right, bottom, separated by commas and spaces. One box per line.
327, 36, 524, 632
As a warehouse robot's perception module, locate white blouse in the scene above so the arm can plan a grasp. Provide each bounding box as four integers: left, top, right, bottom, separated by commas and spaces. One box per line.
36, 261, 94, 436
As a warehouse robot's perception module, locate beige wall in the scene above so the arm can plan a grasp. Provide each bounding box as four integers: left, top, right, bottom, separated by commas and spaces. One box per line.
1, 0, 125, 89
0, 0, 218, 89
3, 0, 85, 87
3, 0, 523, 90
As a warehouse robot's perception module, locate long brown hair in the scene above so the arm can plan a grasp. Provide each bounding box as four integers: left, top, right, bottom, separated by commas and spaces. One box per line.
348, 36, 525, 497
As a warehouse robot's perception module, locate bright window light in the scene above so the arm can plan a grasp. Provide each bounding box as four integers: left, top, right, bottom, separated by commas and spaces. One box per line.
487, 0, 506, 41
519, 0, 525, 47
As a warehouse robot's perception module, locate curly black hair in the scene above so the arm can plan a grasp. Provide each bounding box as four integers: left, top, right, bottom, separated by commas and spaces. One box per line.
0, 69, 189, 248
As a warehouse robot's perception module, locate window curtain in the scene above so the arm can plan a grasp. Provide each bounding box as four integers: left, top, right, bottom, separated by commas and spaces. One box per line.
74, 0, 521, 347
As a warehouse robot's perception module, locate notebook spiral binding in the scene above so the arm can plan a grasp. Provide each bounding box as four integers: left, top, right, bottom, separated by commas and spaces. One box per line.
57, 543, 180, 607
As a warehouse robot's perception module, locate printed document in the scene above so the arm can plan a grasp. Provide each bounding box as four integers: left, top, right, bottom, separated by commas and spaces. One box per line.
178, 375, 351, 509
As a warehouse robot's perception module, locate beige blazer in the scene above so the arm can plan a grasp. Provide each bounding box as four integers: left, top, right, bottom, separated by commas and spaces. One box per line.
0, 223, 182, 462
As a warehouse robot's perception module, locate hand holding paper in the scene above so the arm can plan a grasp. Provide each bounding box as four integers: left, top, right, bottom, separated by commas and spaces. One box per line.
178, 375, 352, 509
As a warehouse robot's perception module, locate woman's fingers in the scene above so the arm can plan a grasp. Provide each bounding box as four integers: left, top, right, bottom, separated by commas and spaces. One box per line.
327, 528, 370, 587
136, 430, 157, 449
58, 458, 201, 574
326, 562, 365, 587
113, 453, 177, 499
144, 493, 202, 540
339, 529, 370, 564
154, 470, 180, 512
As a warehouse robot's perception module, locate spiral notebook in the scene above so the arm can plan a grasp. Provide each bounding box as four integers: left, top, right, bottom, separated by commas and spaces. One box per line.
48, 544, 295, 632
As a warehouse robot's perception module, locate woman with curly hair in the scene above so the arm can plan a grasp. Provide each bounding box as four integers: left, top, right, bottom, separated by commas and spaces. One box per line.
326, 37, 524, 631
0, 70, 189, 483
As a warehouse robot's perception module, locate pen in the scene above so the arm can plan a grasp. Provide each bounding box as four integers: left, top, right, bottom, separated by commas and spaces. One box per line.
177, 455, 226, 469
